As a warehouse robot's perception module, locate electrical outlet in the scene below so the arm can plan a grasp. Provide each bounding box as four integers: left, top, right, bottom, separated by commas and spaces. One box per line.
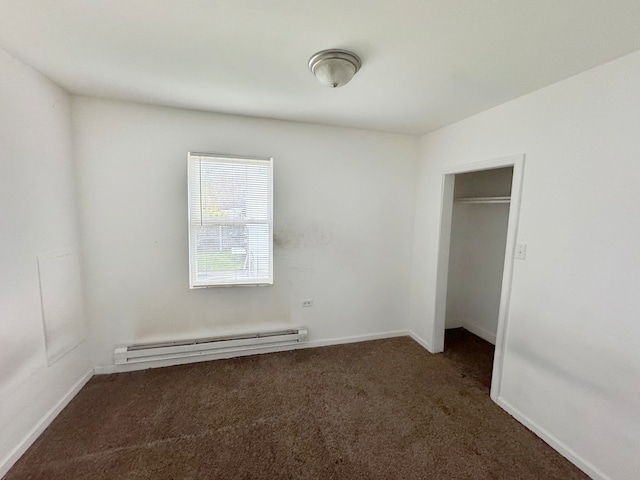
301, 299, 313, 307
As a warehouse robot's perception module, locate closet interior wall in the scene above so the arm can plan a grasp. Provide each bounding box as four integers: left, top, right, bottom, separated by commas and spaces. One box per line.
445, 167, 513, 345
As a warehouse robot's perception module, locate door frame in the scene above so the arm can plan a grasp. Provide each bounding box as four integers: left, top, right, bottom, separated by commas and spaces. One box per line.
433, 153, 525, 401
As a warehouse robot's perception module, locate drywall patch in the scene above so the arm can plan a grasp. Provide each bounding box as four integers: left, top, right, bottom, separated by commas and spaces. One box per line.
37, 251, 85, 365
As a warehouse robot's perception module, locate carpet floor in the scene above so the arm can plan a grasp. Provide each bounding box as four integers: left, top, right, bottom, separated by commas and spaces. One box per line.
5, 333, 588, 479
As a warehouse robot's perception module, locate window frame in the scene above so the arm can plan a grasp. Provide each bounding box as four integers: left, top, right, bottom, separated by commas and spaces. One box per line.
187, 152, 273, 288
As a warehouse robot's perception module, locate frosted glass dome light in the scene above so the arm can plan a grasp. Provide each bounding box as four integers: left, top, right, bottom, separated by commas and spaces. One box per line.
308, 49, 361, 88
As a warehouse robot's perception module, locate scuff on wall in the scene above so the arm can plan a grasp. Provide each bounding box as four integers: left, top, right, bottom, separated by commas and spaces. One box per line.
273, 222, 335, 250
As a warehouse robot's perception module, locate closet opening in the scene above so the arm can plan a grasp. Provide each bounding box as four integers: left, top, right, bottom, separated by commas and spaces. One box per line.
444, 166, 512, 391
433, 155, 524, 401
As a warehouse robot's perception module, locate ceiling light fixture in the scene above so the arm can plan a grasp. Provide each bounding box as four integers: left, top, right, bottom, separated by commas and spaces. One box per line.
308, 49, 361, 88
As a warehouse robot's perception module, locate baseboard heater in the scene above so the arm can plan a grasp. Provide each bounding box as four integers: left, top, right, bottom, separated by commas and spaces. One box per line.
114, 328, 308, 365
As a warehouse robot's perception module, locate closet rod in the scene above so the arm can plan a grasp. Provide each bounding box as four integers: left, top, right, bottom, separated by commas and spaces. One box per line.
455, 196, 511, 204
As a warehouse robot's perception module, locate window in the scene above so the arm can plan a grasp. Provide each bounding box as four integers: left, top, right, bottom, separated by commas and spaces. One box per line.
188, 153, 273, 287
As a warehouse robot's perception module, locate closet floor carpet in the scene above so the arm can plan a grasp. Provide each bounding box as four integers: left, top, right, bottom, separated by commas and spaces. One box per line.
6, 336, 588, 479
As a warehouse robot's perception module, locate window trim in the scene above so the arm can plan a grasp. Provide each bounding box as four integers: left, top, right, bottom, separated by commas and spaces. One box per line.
187, 152, 273, 288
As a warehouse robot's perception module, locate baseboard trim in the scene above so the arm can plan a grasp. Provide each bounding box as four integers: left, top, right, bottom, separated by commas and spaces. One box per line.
0, 368, 94, 478
462, 322, 497, 345
94, 330, 411, 375
496, 396, 610, 480
408, 331, 434, 353
308, 330, 409, 349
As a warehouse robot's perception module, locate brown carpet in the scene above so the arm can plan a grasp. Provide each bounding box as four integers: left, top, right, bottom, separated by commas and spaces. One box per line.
443, 327, 496, 389
5, 334, 588, 479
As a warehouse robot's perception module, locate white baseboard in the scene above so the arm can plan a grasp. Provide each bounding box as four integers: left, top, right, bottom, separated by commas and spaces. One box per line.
94, 330, 411, 375
308, 329, 409, 349
496, 396, 609, 480
0, 369, 94, 478
462, 322, 497, 345
408, 330, 434, 353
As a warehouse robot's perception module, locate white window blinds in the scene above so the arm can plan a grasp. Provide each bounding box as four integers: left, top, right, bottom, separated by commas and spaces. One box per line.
188, 153, 273, 287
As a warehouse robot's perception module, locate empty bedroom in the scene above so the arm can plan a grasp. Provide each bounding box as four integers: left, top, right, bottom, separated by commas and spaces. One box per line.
1, 1, 639, 479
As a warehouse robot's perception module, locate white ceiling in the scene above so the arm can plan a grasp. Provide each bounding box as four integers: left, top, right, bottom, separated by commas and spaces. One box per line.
1, 1, 640, 135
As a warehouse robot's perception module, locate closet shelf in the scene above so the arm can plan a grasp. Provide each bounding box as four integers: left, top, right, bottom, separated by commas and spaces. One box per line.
455, 196, 511, 204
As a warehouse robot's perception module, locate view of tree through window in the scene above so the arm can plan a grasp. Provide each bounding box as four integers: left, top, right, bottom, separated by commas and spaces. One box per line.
188, 154, 273, 287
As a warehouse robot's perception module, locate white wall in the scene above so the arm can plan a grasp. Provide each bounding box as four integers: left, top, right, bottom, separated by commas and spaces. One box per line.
72, 98, 418, 369
443, 203, 467, 330
410, 50, 640, 480
0, 49, 91, 475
